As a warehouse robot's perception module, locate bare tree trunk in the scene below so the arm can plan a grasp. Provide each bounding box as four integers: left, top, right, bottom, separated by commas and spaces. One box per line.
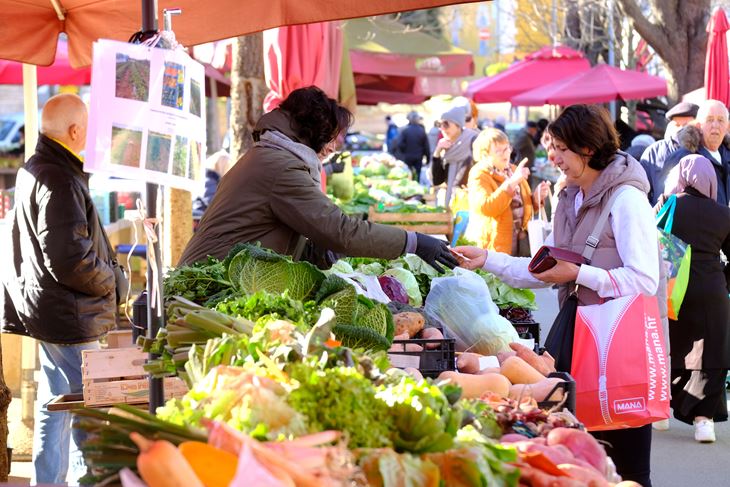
0, 345, 11, 481
618, 0, 710, 102
230, 33, 267, 162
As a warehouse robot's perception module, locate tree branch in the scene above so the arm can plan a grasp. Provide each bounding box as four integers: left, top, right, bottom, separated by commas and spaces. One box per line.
616, 0, 670, 58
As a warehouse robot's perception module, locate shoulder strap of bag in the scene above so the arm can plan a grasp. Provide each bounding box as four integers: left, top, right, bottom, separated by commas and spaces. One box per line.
582, 186, 632, 264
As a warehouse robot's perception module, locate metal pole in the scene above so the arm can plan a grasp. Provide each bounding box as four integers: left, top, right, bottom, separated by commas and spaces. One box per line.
141, 0, 165, 413
607, 0, 617, 120
551, 0, 557, 47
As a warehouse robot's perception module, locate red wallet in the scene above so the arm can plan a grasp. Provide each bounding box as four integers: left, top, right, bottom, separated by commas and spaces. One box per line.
528, 246, 588, 273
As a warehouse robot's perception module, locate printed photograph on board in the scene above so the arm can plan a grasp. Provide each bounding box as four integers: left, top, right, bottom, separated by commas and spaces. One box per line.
145, 131, 172, 173
188, 140, 202, 180
172, 135, 189, 176
162, 62, 185, 110
110, 125, 143, 167
190, 79, 202, 117
115, 53, 150, 102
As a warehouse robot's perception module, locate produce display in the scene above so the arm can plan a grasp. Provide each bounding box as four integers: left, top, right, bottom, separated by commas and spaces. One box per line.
76, 242, 631, 487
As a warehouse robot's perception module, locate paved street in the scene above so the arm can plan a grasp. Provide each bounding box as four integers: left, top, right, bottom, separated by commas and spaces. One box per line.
533, 287, 730, 487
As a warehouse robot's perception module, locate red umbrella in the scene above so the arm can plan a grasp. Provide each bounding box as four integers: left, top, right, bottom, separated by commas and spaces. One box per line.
466, 45, 590, 103
263, 21, 343, 112
511, 64, 667, 106
0, 39, 90, 85
705, 8, 730, 106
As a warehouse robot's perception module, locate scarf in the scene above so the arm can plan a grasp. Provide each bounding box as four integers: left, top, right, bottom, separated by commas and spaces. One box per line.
442, 127, 478, 166
664, 153, 718, 200
255, 130, 322, 185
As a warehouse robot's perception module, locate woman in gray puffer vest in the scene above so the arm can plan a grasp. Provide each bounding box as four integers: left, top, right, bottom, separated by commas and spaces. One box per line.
454, 105, 666, 486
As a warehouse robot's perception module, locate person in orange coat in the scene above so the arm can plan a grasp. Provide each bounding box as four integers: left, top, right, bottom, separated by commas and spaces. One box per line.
467, 127, 550, 255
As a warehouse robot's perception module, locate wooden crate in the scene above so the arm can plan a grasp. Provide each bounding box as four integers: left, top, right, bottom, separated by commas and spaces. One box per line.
105, 329, 134, 348
81, 347, 187, 407
368, 207, 453, 235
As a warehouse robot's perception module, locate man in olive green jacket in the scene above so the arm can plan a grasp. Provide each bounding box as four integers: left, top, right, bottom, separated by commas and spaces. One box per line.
180, 87, 455, 271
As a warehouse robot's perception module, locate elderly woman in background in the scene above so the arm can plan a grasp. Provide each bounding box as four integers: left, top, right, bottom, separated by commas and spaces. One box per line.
431, 106, 479, 207
467, 127, 550, 255
657, 154, 730, 443
454, 104, 662, 486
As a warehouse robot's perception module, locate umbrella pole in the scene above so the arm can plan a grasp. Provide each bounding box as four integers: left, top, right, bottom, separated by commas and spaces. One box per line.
140, 0, 165, 414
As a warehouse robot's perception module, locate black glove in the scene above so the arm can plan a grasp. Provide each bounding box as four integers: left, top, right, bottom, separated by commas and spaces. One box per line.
414, 233, 459, 273
323, 153, 346, 176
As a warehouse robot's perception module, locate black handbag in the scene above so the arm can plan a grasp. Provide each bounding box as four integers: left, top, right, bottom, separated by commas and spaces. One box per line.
543, 292, 578, 372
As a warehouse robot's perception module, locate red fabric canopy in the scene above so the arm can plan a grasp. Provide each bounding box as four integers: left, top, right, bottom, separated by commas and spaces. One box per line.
466, 45, 590, 103
511, 64, 667, 106
263, 22, 342, 112
705, 8, 730, 106
0, 39, 90, 85
350, 50, 473, 78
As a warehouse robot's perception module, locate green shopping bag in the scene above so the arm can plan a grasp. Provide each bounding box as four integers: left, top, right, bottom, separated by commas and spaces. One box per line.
656, 195, 691, 320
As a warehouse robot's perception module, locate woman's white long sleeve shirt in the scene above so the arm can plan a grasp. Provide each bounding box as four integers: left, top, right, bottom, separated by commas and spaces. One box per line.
483, 186, 659, 298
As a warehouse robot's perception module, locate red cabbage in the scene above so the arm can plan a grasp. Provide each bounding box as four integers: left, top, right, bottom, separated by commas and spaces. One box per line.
378, 275, 409, 304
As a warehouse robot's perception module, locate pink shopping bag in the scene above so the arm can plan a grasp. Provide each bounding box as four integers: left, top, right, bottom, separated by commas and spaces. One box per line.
571, 294, 670, 431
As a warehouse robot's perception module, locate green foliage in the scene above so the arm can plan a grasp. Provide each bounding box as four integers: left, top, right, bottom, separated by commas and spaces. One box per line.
332, 324, 392, 351
215, 291, 318, 328
163, 257, 232, 304
286, 363, 394, 448
485, 62, 510, 77
475, 270, 537, 311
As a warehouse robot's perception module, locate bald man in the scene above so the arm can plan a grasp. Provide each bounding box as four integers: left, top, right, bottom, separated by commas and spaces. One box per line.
0, 93, 117, 483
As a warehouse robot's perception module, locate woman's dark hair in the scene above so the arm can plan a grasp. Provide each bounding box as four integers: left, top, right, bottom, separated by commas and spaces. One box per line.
547, 104, 620, 170
279, 86, 354, 153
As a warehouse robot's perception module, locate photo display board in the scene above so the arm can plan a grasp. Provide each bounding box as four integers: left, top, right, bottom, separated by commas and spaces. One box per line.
85, 39, 206, 192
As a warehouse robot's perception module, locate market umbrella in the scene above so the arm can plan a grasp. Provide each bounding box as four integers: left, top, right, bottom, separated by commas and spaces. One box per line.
0, 38, 90, 85
511, 64, 667, 106
466, 45, 590, 103
345, 16, 473, 104
0, 0, 478, 69
263, 21, 343, 112
705, 8, 730, 106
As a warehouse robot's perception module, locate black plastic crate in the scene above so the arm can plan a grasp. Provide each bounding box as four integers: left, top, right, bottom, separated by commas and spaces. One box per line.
537, 371, 576, 414
388, 337, 456, 378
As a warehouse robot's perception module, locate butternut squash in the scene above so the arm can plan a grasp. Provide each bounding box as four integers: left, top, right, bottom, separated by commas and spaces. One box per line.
509, 342, 553, 376
508, 377, 564, 402
129, 433, 204, 487
500, 356, 545, 385
179, 441, 238, 487
438, 371, 511, 398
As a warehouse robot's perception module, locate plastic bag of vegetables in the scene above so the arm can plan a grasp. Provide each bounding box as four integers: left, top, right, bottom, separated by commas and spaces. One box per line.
424, 268, 518, 355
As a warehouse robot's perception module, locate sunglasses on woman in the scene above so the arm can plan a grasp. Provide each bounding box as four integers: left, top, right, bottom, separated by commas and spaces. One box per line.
436, 120, 452, 129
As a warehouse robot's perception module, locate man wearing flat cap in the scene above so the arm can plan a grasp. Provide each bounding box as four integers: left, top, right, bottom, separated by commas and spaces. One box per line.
640, 101, 699, 203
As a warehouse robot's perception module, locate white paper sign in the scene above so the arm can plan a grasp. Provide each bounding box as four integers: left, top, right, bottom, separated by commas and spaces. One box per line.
85, 39, 206, 192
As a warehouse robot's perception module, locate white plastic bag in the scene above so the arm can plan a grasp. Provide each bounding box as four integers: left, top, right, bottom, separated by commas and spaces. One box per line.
528, 187, 553, 257
424, 268, 518, 355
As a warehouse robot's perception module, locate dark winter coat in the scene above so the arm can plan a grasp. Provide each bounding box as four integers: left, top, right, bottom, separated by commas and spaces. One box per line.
179, 109, 407, 265
397, 122, 430, 165
666, 188, 730, 369
640, 135, 681, 205
656, 126, 730, 206
511, 129, 535, 168
0, 135, 116, 344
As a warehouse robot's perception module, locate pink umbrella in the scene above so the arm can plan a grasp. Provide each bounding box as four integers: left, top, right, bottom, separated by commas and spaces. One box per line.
511, 64, 667, 106
0, 38, 90, 85
705, 8, 730, 106
263, 21, 343, 112
466, 45, 590, 103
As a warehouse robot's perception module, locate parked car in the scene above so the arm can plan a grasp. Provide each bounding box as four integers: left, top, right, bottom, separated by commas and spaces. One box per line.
0, 113, 25, 154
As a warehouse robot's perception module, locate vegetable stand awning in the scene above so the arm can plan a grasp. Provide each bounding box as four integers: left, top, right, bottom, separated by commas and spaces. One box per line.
466, 45, 590, 103
0, 0, 478, 69
511, 64, 668, 106
345, 16, 474, 105
0, 38, 90, 85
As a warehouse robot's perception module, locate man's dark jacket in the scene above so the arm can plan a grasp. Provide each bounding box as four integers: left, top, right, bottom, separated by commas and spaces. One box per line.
397, 122, 430, 165
640, 134, 681, 204
0, 135, 116, 343
656, 126, 730, 207
512, 129, 535, 168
